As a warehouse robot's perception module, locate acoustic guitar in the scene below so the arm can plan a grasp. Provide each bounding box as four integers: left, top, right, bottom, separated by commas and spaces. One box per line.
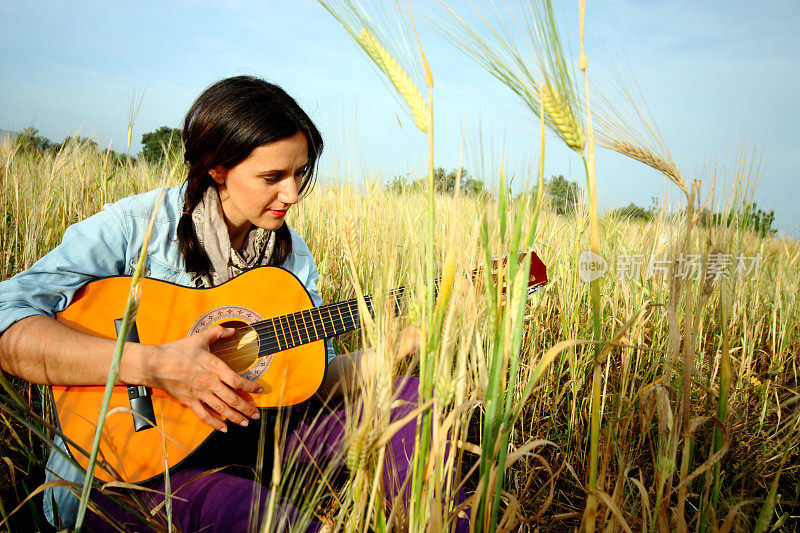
52, 253, 546, 484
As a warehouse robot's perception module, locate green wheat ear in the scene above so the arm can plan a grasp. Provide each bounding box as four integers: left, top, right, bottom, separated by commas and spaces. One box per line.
357, 27, 430, 133
541, 83, 585, 153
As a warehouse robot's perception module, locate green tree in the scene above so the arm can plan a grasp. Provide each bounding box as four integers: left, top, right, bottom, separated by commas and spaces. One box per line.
110, 151, 136, 166
16, 127, 53, 153
742, 202, 777, 237
432, 167, 485, 194
387, 173, 413, 193
140, 126, 183, 164
387, 167, 485, 196
545, 174, 582, 215
57, 136, 99, 153
697, 201, 777, 238
614, 202, 651, 221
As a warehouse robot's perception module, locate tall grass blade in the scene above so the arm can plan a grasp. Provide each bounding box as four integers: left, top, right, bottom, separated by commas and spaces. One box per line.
74, 189, 167, 532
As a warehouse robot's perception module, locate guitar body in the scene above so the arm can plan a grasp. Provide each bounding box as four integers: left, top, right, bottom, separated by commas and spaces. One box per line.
53, 266, 326, 484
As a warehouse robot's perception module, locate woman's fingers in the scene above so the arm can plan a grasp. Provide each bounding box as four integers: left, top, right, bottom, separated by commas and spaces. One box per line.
189, 400, 227, 432
196, 335, 262, 423
206, 354, 263, 394
197, 327, 263, 395
151, 325, 265, 428
211, 384, 260, 422
200, 391, 250, 427
192, 351, 261, 424
189, 382, 260, 430
200, 324, 236, 345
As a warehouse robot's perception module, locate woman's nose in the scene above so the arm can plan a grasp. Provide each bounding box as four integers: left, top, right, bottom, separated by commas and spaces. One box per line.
278, 177, 299, 205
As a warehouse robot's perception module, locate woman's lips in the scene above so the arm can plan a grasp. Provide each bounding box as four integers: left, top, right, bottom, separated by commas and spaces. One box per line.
268, 209, 287, 217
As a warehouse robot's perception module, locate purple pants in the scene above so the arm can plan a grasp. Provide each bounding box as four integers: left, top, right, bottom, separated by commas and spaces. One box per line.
84, 377, 467, 532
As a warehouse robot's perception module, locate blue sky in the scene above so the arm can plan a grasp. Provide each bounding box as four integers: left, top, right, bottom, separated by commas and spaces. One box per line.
1, 0, 798, 237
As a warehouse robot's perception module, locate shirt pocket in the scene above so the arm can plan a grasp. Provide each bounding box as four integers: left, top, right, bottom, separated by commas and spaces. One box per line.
128, 257, 181, 283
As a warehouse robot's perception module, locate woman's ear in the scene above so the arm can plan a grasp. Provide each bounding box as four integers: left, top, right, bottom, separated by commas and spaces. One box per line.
208, 165, 227, 184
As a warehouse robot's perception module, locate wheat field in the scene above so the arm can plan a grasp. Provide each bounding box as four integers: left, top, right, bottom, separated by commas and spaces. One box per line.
0, 133, 798, 531
2, 0, 799, 529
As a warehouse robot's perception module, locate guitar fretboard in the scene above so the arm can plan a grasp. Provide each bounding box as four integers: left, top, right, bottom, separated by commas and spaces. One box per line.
253, 287, 407, 355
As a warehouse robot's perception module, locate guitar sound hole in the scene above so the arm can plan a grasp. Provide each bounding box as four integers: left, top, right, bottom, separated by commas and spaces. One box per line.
210, 320, 259, 373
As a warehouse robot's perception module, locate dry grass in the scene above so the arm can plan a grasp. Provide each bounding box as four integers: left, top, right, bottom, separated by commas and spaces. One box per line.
1, 136, 798, 531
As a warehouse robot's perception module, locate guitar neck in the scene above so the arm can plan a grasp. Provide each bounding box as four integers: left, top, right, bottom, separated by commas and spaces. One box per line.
252, 286, 407, 354
250, 246, 547, 355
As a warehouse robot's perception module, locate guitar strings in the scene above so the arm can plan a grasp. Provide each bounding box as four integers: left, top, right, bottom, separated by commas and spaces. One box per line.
207, 274, 516, 364
208, 302, 365, 363
208, 295, 383, 361
213, 294, 377, 343
206, 286, 411, 361
184, 255, 542, 364
212, 301, 366, 359
220, 272, 542, 362
210, 279, 437, 364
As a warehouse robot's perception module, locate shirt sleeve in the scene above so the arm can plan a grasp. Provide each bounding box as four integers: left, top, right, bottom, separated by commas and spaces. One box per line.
280, 229, 337, 364
0, 203, 128, 337
1, 202, 134, 528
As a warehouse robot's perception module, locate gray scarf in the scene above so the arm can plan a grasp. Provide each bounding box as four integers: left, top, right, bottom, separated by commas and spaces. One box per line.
189, 186, 276, 287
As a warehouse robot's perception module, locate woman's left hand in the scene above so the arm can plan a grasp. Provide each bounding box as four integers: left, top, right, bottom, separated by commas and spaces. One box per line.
396, 325, 421, 362
320, 324, 422, 399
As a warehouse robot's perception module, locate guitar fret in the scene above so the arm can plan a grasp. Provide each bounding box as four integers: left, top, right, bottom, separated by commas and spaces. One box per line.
285, 315, 297, 347
346, 303, 353, 331
269, 317, 282, 351
294, 312, 307, 345
301, 309, 315, 342
279, 315, 290, 349
317, 308, 328, 338
327, 307, 337, 335
345, 300, 356, 330
391, 289, 403, 316
292, 314, 301, 346
309, 309, 320, 340
289, 313, 298, 345
336, 304, 345, 334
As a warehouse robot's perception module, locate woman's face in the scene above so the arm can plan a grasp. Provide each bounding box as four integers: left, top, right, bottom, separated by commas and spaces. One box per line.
210, 131, 309, 248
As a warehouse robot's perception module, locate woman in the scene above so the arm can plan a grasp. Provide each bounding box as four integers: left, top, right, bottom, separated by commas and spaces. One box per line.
0, 76, 425, 531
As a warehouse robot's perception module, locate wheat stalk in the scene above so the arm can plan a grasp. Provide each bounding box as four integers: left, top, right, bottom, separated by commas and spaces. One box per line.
357, 27, 430, 133
74, 188, 167, 532
604, 139, 688, 195
541, 83, 585, 153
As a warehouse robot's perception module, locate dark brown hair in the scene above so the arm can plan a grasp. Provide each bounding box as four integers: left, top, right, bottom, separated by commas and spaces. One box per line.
178, 76, 323, 277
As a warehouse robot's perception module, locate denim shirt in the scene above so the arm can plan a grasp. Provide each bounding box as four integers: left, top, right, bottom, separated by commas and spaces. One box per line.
0, 183, 334, 527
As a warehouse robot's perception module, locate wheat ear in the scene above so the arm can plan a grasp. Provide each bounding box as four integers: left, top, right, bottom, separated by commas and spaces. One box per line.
605, 139, 688, 195
346, 424, 373, 471
357, 27, 430, 133
541, 83, 585, 152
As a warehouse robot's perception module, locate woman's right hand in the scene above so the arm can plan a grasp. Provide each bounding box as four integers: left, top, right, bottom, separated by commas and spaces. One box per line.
137, 325, 262, 432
